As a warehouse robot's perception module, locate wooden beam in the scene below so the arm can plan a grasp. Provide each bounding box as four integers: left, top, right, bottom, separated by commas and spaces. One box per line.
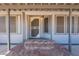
0, 4, 79, 10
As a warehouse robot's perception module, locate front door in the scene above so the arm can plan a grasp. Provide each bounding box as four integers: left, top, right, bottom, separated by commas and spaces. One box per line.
30, 16, 42, 38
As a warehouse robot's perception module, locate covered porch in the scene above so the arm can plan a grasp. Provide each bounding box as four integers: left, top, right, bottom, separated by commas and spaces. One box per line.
0, 3, 79, 55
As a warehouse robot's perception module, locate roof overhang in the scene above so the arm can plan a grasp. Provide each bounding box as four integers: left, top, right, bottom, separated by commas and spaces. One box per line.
0, 3, 79, 11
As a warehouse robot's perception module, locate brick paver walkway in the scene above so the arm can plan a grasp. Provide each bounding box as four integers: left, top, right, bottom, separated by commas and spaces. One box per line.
6, 39, 70, 56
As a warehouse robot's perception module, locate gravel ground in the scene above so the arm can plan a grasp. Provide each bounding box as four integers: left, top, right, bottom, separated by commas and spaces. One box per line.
0, 45, 7, 55
0, 45, 16, 55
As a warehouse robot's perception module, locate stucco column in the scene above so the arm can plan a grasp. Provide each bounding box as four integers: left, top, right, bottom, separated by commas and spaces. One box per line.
22, 12, 25, 43
22, 12, 28, 43
25, 14, 28, 40
51, 14, 54, 40
40, 16, 44, 38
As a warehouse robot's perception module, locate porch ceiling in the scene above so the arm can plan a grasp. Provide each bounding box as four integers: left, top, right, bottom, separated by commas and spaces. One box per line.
0, 3, 79, 10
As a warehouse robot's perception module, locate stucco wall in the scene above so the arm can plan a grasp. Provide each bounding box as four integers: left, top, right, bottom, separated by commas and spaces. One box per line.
0, 34, 23, 43
0, 11, 79, 44
0, 11, 23, 44
52, 11, 79, 44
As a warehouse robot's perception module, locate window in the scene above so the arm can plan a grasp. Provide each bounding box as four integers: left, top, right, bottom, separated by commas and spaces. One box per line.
67, 16, 70, 33
72, 16, 75, 33
56, 15, 79, 34
0, 16, 6, 33
67, 16, 75, 33
77, 16, 79, 33
0, 15, 20, 34
56, 16, 64, 33
44, 18, 48, 33
10, 16, 17, 33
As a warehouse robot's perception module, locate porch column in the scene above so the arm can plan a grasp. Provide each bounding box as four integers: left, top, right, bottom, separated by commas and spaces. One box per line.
68, 8, 72, 53
22, 12, 25, 43
25, 13, 28, 40
51, 15, 54, 40
7, 9, 11, 50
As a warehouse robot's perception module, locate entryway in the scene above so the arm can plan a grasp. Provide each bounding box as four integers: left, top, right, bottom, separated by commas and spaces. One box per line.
29, 16, 43, 38
28, 15, 52, 39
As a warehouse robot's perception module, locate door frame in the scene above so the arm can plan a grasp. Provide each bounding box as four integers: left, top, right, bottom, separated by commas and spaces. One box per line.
29, 16, 43, 38
25, 11, 52, 40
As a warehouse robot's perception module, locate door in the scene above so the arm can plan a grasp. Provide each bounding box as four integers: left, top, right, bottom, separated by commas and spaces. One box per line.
30, 17, 41, 38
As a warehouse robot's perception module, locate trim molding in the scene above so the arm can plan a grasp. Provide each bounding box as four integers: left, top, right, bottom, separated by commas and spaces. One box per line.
58, 43, 79, 45
0, 43, 23, 45
0, 43, 79, 45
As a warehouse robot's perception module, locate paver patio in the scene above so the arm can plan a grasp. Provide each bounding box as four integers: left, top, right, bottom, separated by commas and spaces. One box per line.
0, 40, 79, 56
6, 39, 70, 56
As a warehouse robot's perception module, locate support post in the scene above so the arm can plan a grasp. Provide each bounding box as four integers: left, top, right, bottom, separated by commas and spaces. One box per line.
68, 8, 72, 53
51, 15, 52, 40
7, 9, 11, 50
22, 12, 25, 44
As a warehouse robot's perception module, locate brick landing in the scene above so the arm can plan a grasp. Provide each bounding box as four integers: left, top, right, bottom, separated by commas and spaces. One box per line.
6, 39, 70, 56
